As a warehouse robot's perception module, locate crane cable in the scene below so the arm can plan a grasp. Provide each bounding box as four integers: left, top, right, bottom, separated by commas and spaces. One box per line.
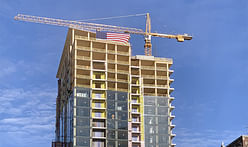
76, 13, 147, 22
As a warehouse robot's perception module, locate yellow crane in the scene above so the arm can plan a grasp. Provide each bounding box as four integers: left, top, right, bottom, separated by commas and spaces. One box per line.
14, 13, 192, 56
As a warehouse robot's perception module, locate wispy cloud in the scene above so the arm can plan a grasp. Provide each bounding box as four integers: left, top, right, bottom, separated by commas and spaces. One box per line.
174, 128, 243, 147
0, 87, 56, 147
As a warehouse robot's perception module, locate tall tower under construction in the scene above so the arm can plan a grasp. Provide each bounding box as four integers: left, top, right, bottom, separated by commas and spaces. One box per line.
53, 28, 175, 147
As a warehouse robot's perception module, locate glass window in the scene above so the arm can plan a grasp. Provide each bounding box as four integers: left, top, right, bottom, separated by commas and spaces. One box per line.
132, 136, 138, 141
144, 106, 155, 115
118, 141, 128, 147
77, 98, 90, 107
107, 100, 115, 110
117, 111, 128, 120
144, 116, 155, 125
117, 102, 127, 111
76, 137, 90, 146
76, 127, 90, 136
118, 131, 128, 140
77, 107, 90, 117
158, 116, 168, 124
157, 98, 167, 106
107, 119, 115, 129
158, 135, 168, 143
158, 125, 167, 134
107, 130, 115, 139
158, 107, 167, 115
76, 117, 90, 126
107, 110, 115, 119
76, 89, 89, 98
118, 121, 128, 130
117, 92, 127, 101
107, 140, 116, 147
95, 112, 102, 117
145, 135, 156, 145
144, 96, 155, 105
107, 91, 116, 100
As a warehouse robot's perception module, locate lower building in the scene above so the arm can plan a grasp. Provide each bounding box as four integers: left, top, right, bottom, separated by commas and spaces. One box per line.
52, 29, 175, 147
226, 135, 248, 147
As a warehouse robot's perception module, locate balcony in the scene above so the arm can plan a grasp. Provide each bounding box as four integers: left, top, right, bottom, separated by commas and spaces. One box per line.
132, 127, 140, 133
117, 60, 129, 65
107, 59, 115, 63
77, 46, 91, 51
92, 48, 106, 53
144, 93, 156, 96
92, 131, 106, 139
170, 114, 175, 121
76, 75, 90, 79
107, 50, 115, 54
132, 136, 141, 143
156, 66, 166, 71
117, 69, 129, 74
142, 75, 155, 79
92, 107, 106, 110
131, 109, 140, 115
108, 68, 115, 73
92, 121, 105, 129
141, 66, 155, 70
77, 55, 91, 61
77, 65, 91, 70
171, 133, 176, 138
143, 84, 156, 87
131, 100, 140, 105
156, 75, 167, 79
117, 51, 129, 56
92, 141, 105, 147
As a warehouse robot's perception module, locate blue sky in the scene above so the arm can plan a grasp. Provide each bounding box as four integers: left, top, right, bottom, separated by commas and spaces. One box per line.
0, 0, 247, 147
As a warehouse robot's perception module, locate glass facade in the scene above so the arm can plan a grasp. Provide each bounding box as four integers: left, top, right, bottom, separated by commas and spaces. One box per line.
144, 96, 169, 147
106, 90, 128, 147
75, 87, 91, 147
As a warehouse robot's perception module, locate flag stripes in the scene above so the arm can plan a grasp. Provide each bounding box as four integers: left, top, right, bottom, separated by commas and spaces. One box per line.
96, 31, 130, 43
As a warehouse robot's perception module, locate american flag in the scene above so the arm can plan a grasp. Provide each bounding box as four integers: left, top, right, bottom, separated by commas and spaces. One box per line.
96, 31, 130, 43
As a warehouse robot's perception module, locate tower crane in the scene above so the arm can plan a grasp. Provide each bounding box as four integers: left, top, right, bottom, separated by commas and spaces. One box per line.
14, 13, 192, 56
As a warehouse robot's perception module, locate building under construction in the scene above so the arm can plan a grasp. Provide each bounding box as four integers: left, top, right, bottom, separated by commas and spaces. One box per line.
53, 29, 175, 147
14, 13, 192, 147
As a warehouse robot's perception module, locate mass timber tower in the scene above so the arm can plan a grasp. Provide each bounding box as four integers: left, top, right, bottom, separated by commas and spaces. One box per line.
53, 29, 175, 147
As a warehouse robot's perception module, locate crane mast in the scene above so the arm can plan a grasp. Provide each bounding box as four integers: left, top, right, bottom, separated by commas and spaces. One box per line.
14, 13, 192, 56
